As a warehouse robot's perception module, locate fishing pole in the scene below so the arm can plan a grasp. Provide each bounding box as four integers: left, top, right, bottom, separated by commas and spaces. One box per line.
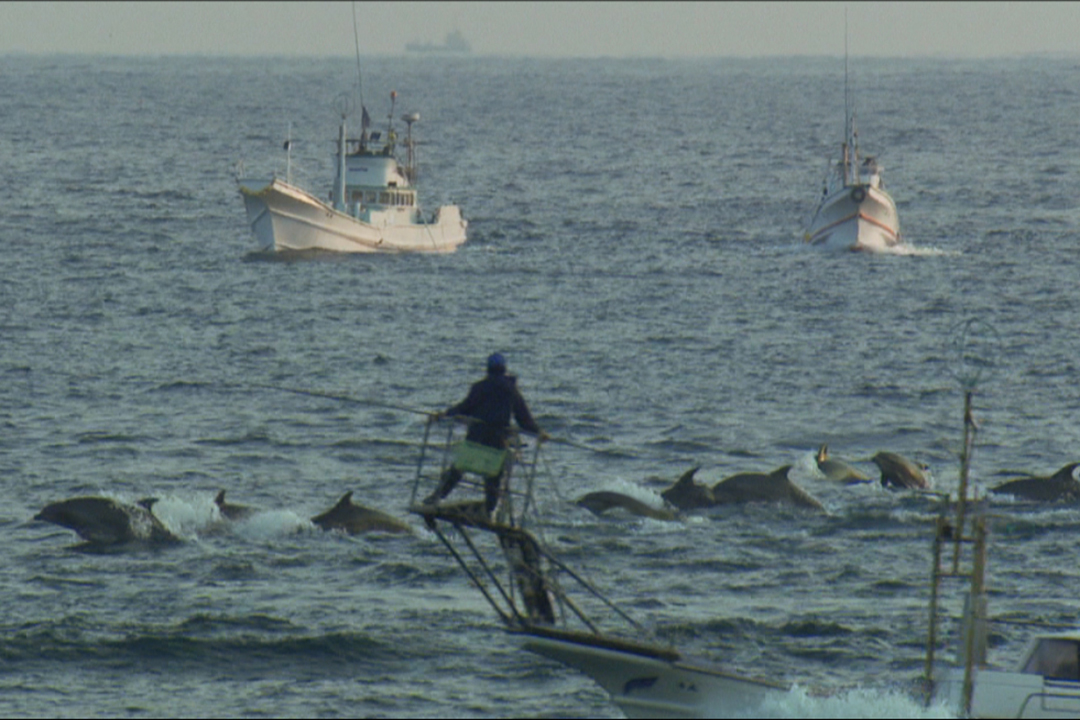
246, 383, 635, 458
248, 382, 430, 416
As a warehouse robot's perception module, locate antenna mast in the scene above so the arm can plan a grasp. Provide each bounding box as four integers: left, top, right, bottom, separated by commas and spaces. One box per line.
352, 1, 371, 149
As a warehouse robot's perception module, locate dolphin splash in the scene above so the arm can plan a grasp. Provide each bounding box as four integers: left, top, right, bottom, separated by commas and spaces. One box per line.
214, 490, 258, 520
576, 491, 679, 521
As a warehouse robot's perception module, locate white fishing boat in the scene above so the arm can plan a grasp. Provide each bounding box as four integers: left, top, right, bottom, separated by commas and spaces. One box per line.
408, 422, 791, 719
804, 37, 901, 252
922, 391, 1080, 718
933, 632, 1080, 718
237, 94, 467, 254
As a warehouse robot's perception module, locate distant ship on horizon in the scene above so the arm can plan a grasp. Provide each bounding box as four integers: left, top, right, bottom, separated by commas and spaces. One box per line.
405, 30, 471, 54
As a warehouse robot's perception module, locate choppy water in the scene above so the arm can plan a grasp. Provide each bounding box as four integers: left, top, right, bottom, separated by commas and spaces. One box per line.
2, 53, 1079, 718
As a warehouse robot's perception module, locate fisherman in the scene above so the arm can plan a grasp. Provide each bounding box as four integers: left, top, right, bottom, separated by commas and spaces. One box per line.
426, 353, 548, 515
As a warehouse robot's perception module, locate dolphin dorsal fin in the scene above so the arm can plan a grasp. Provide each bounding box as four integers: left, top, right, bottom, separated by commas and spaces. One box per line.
137, 497, 159, 511
675, 466, 701, 486
817, 444, 828, 462
335, 491, 354, 509
772, 465, 793, 479
215, 490, 226, 505
1053, 463, 1080, 483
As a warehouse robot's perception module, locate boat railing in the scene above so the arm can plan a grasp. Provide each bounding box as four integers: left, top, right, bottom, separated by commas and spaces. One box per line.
409, 416, 660, 643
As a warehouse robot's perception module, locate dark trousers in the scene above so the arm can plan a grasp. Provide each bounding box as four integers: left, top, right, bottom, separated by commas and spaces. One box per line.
434, 466, 502, 515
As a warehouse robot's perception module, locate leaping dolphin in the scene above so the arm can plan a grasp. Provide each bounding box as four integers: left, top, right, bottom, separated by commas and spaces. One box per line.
990, 462, 1080, 502
815, 445, 871, 484
711, 465, 826, 511
34, 496, 182, 545
310, 492, 412, 535
214, 490, 258, 520
872, 452, 930, 490
575, 491, 679, 522
659, 466, 714, 511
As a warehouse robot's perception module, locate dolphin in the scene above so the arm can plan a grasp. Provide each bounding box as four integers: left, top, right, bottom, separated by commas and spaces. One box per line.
872, 452, 930, 490
711, 465, 826, 511
990, 462, 1080, 502
815, 445, 871, 484
34, 496, 182, 545
310, 491, 412, 535
659, 466, 715, 510
575, 491, 679, 522
214, 490, 258, 520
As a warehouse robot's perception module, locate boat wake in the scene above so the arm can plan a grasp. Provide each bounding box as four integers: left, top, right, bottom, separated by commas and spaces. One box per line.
747, 684, 955, 719
874, 243, 959, 258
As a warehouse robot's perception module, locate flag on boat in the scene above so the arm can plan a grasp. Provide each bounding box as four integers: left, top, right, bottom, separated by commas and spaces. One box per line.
361, 106, 371, 131
283, 139, 292, 151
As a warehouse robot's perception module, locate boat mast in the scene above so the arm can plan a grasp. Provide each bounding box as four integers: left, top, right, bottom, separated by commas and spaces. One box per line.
843, 9, 853, 186
352, 1, 369, 148
402, 113, 419, 184
333, 94, 351, 212
845, 10, 861, 187
285, 122, 292, 185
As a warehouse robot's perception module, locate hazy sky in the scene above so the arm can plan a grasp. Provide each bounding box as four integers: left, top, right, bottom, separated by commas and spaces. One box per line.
2, 2, 1078, 59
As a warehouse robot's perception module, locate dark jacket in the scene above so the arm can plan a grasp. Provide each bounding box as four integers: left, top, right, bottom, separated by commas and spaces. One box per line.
446, 373, 540, 448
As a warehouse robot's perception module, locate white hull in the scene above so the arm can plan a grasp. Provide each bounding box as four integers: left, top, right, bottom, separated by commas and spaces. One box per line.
517, 628, 789, 719
936, 665, 1080, 718
239, 178, 467, 254
805, 184, 900, 252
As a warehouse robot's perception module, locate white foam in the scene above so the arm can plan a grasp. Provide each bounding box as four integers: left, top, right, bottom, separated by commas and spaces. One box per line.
594, 476, 668, 510
229, 510, 314, 540
740, 685, 957, 719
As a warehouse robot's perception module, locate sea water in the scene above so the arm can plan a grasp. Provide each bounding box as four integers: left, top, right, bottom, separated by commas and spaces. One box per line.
1, 54, 1079, 718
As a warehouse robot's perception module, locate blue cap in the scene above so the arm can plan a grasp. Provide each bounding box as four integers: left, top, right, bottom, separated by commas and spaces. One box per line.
487, 352, 506, 374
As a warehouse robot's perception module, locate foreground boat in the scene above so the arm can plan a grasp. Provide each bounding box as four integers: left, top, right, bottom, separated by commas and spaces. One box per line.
922, 391, 1080, 717
804, 37, 901, 252
409, 421, 790, 719
237, 94, 467, 254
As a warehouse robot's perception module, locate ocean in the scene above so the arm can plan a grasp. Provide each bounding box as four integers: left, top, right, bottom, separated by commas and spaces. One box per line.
1, 53, 1078, 718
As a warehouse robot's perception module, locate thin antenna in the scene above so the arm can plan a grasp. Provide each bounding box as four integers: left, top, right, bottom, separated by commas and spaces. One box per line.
844, 7, 851, 185
352, 1, 365, 108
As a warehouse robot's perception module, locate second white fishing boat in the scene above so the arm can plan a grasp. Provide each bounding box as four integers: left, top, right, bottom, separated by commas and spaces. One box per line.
804, 40, 901, 252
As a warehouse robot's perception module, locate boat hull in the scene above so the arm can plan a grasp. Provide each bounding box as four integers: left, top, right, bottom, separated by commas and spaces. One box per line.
805, 184, 900, 252
935, 666, 1080, 718
516, 627, 789, 719
238, 178, 467, 254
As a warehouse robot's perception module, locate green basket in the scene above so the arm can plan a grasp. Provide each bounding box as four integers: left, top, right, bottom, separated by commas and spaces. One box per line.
452, 441, 508, 477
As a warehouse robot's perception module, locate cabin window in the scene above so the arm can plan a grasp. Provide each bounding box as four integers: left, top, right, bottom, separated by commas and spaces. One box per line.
1022, 640, 1080, 681
366, 191, 377, 204
379, 192, 390, 205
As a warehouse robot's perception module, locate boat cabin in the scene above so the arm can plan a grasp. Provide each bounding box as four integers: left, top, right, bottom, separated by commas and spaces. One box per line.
1019, 636, 1080, 682
339, 142, 421, 225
